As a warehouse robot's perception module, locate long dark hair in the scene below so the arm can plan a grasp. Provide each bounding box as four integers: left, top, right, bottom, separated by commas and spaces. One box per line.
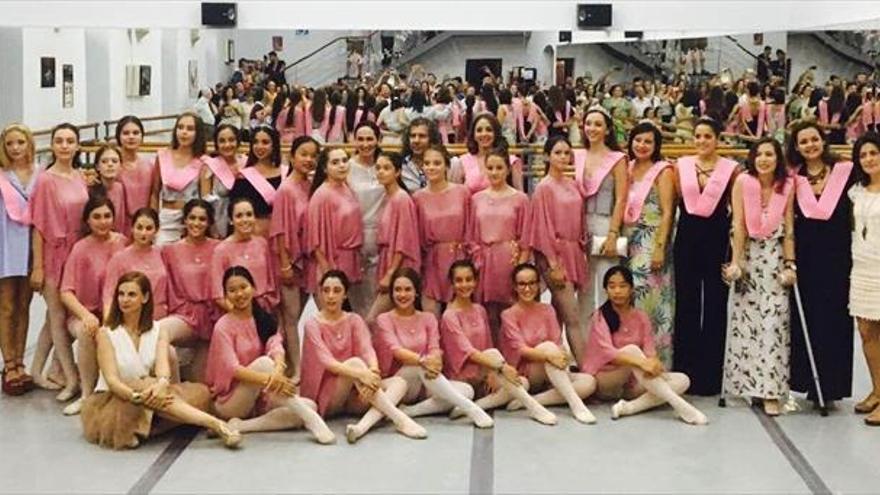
543, 135, 572, 156
583, 108, 621, 151
213, 124, 241, 158
104, 271, 154, 332
246, 125, 281, 168
326, 90, 343, 139
409, 89, 428, 113
827, 85, 845, 116
309, 147, 348, 197
464, 95, 476, 138
377, 150, 409, 192
853, 132, 880, 186
390, 267, 423, 311
745, 138, 788, 193
786, 121, 839, 170
466, 114, 506, 154
48, 123, 81, 169
598, 265, 634, 334
319, 269, 353, 312
114, 115, 144, 146
284, 88, 303, 127
627, 122, 663, 162
311, 88, 328, 123
171, 112, 207, 156
223, 265, 278, 344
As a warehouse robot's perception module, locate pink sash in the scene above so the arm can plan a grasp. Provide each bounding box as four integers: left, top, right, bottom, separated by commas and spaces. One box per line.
240, 165, 289, 206
574, 150, 625, 198
0, 171, 30, 224
204, 155, 243, 190
699, 99, 707, 116
554, 101, 571, 127
862, 101, 874, 127
678, 156, 738, 217
740, 174, 793, 239
795, 161, 852, 220
512, 98, 525, 141
818, 99, 840, 126
159, 149, 202, 191
741, 100, 766, 136
624, 161, 669, 224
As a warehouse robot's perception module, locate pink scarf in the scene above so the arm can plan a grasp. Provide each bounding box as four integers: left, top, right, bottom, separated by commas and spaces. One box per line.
795, 161, 852, 220
574, 149, 625, 198
740, 174, 793, 239
678, 156, 738, 217
204, 155, 244, 190
624, 161, 670, 224
0, 171, 30, 224
159, 149, 202, 191
240, 165, 289, 205
818, 99, 841, 126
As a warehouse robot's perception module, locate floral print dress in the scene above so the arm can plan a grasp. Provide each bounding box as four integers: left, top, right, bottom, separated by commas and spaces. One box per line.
722, 211, 790, 400
623, 186, 675, 367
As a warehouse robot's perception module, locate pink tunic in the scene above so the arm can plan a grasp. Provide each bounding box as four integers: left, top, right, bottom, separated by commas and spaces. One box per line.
527, 176, 587, 289
307, 183, 363, 288
275, 105, 311, 143
376, 189, 421, 279
30, 171, 89, 285
300, 313, 377, 415
374, 311, 441, 377
104, 181, 129, 237
580, 308, 656, 375
440, 304, 493, 382
119, 156, 154, 218
325, 106, 347, 143
162, 239, 221, 339
205, 313, 285, 406
270, 178, 311, 290
469, 190, 530, 304
103, 245, 169, 319
61, 234, 127, 314
499, 303, 562, 375
413, 184, 471, 301
211, 236, 279, 310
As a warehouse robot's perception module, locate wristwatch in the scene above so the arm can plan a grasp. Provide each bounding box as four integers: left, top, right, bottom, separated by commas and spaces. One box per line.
130, 391, 144, 404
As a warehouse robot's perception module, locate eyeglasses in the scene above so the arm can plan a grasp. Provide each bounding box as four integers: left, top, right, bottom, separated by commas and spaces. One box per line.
515, 280, 539, 288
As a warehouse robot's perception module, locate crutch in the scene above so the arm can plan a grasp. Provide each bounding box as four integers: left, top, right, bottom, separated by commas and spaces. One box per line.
718, 278, 731, 407
792, 281, 828, 416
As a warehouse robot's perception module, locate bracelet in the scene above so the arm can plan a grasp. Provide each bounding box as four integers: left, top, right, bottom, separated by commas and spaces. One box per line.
130, 391, 144, 405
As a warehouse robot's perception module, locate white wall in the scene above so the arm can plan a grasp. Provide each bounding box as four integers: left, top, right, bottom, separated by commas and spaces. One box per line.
408, 34, 532, 82
0, 28, 24, 124
557, 42, 642, 84
161, 29, 218, 116
789, 33, 873, 88
21, 28, 88, 132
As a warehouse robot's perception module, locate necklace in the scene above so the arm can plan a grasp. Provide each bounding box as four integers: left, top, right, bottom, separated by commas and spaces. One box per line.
806, 165, 828, 186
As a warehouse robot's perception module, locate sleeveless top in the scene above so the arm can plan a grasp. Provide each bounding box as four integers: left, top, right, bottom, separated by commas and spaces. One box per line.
95, 322, 161, 392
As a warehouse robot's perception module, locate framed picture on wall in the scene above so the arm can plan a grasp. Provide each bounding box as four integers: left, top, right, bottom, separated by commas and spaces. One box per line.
125, 65, 139, 96
226, 39, 235, 64
139, 65, 151, 96
41, 57, 55, 88
62, 64, 73, 108
272, 36, 283, 52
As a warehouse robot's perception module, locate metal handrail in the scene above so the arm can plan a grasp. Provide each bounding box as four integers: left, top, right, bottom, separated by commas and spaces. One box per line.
103, 113, 181, 141
282, 31, 379, 75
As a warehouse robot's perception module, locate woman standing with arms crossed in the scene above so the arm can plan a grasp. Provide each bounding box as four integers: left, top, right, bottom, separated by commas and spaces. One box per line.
788, 121, 855, 407
672, 117, 739, 396
850, 133, 880, 425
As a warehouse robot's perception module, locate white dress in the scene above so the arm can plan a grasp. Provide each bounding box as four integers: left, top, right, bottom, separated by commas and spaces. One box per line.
849, 185, 880, 320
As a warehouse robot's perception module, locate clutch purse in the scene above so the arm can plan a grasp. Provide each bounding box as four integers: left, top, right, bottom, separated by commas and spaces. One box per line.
590, 235, 628, 257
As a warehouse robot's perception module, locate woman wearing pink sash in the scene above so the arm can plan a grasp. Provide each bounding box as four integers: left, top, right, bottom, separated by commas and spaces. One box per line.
201, 124, 246, 237
59, 195, 127, 415
212, 198, 279, 314
622, 122, 676, 367
364, 152, 420, 324
787, 121, 855, 406
529, 136, 589, 364
722, 138, 796, 416
161, 199, 220, 380
115, 116, 154, 220
453, 114, 524, 193
30, 124, 90, 397
672, 118, 739, 395
308, 148, 364, 293
0, 124, 37, 395
413, 145, 471, 316
150, 112, 207, 245
573, 108, 629, 339
468, 148, 531, 337
272, 136, 318, 373
229, 126, 287, 239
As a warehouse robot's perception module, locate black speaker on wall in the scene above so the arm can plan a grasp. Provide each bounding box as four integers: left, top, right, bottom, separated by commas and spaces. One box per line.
559, 31, 572, 43
577, 4, 612, 29
202, 2, 237, 27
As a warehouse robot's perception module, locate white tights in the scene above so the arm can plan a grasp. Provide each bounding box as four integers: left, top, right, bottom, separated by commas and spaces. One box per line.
396, 365, 494, 428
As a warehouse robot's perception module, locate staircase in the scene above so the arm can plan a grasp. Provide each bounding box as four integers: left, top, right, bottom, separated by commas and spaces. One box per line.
596, 42, 657, 78
810, 32, 874, 71
283, 31, 379, 87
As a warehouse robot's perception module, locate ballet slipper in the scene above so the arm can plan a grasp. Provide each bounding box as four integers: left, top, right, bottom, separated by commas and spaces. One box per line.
611, 399, 627, 420
677, 409, 709, 426
345, 424, 363, 444
572, 406, 597, 424
62, 397, 83, 416
33, 374, 62, 391
217, 422, 243, 449
55, 384, 79, 403
347, 417, 428, 442
470, 409, 494, 429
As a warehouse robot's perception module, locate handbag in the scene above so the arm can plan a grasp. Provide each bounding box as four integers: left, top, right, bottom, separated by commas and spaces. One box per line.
589, 235, 628, 257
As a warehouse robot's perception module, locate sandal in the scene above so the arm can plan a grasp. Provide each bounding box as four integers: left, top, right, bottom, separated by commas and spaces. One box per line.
763, 399, 781, 417
855, 394, 880, 414
2, 363, 25, 396
14, 361, 34, 393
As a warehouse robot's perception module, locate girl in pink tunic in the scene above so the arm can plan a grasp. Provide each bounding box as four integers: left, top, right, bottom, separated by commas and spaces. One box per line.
93, 144, 130, 237
528, 136, 589, 366
413, 145, 471, 315
583, 265, 707, 424
499, 263, 597, 424
271, 136, 318, 373
275, 88, 311, 143
364, 151, 421, 325
205, 266, 334, 444
307, 148, 364, 292
60, 195, 127, 414
468, 149, 531, 336
373, 268, 494, 429
212, 198, 279, 313
103, 208, 169, 320
300, 270, 427, 443
115, 116, 155, 220
441, 261, 556, 424
29, 124, 90, 398
454, 114, 524, 192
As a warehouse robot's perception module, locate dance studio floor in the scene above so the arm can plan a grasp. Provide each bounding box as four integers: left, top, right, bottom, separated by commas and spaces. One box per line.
3, 296, 878, 494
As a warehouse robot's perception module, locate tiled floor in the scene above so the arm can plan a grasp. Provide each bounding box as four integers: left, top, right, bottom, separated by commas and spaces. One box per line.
2, 296, 877, 494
